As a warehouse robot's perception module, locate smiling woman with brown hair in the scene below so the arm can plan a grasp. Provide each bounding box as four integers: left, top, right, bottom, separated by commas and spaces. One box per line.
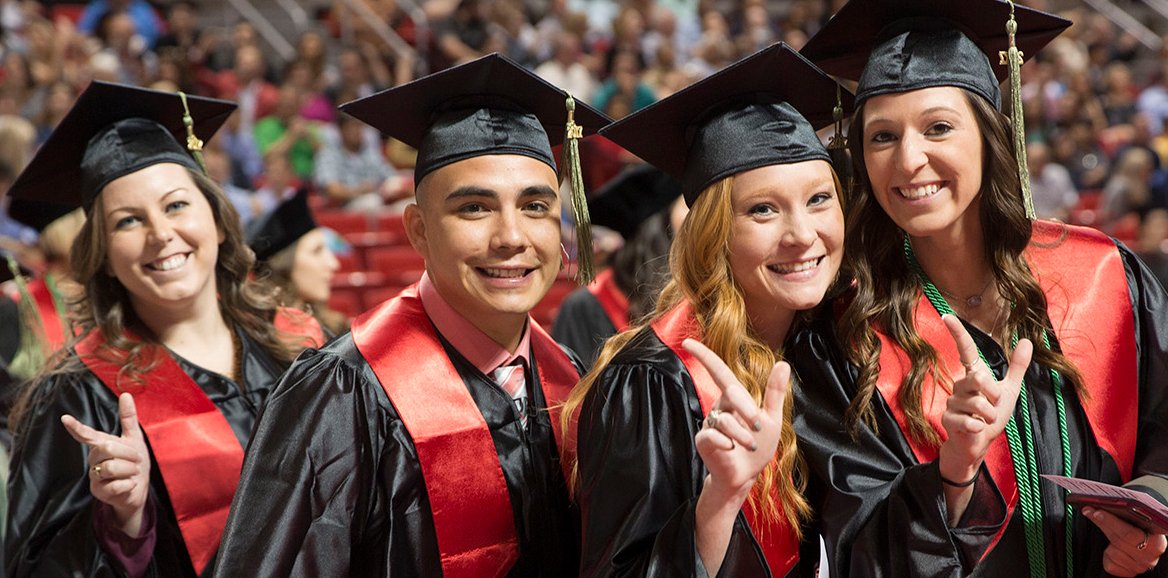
5, 82, 324, 578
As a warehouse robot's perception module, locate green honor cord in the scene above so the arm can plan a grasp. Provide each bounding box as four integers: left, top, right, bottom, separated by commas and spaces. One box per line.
903, 236, 1073, 577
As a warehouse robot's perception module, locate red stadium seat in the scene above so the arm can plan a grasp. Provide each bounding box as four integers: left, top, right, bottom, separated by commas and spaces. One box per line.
316, 211, 370, 235
363, 285, 407, 309
336, 252, 363, 273
367, 245, 426, 285
328, 289, 363, 318
375, 213, 409, 240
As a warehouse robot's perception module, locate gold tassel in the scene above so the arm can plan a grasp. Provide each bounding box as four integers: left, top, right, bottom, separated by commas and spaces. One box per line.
178, 92, 209, 176
827, 83, 851, 186
560, 95, 595, 285
1001, 2, 1035, 219
6, 255, 47, 380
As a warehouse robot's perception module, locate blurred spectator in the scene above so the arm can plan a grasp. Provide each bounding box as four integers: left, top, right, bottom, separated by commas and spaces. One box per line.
1099, 61, 1138, 128
436, 0, 490, 66
33, 81, 76, 147
254, 152, 299, 209
77, 0, 164, 49
683, 10, 734, 80
1028, 140, 1078, 221
216, 110, 265, 190
285, 59, 334, 123
534, 32, 597, 102
205, 141, 271, 225
217, 44, 279, 134
1137, 60, 1168, 137
1102, 147, 1155, 223
94, 10, 157, 86
255, 84, 321, 180
154, 1, 200, 54
326, 44, 391, 106
592, 49, 655, 116
315, 112, 407, 211
155, 47, 196, 94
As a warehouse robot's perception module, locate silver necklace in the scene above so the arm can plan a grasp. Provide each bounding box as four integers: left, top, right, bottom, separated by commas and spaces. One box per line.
935, 276, 994, 309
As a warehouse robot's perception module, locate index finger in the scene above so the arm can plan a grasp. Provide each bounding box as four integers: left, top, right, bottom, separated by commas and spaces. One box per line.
682, 338, 761, 428
60, 414, 113, 447
942, 314, 982, 373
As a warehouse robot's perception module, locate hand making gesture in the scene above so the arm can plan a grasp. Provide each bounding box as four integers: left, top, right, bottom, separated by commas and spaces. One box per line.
61, 393, 151, 537
683, 338, 789, 575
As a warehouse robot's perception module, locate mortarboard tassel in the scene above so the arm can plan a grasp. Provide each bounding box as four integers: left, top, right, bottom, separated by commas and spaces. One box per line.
560, 95, 595, 285
6, 255, 47, 380
1002, 2, 1035, 220
179, 92, 209, 176
827, 82, 851, 187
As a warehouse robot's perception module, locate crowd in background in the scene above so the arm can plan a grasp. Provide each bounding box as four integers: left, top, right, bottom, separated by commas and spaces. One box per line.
0, 0, 1167, 282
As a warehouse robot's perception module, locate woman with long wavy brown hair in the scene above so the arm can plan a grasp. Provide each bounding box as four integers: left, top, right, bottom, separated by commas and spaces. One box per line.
5, 82, 324, 578
792, 1, 1168, 576
561, 43, 851, 577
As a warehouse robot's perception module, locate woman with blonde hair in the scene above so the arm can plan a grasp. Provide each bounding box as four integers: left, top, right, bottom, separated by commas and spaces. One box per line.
563, 43, 851, 577
5, 82, 324, 578
793, 0, 1168, 575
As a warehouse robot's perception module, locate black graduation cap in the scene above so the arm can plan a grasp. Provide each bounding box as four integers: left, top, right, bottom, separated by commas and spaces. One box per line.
600, 43, 852, 206
7, 198, 79, 233
246, 189, 318, 262
339, 53, 610, 186
589, 165, 681, 240
6, 81, 236, 210
800, 0, 1070, 108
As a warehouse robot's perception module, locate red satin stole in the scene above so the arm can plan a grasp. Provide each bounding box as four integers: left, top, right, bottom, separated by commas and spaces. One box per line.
873, 220, 1138, 557
26, 276, 67, 350
651, 301, 801, 576
75, 308, 325, 575
350, 284, 578, 578
587, 269, 630, 332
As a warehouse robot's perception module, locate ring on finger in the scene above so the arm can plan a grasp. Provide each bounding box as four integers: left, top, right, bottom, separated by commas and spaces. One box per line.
706, 408, 723, 429
961, 359, 978, 371
1138, 531, 1149, 550
90, 463, 103, 479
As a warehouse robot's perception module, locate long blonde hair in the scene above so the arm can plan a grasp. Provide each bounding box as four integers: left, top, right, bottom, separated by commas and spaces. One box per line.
561, 171, 844, 538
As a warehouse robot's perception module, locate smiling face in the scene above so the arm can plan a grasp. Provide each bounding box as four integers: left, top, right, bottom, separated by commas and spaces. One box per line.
861, 86, 985, 241
406, 154, 561, 342
291, 228, 340, 303
727, 159, 844, 324
101, 163, 225, 317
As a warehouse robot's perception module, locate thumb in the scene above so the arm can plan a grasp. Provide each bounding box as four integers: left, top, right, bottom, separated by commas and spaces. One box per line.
999, 338, 1033, 412
763, 361, 791, 419
117, 393, 143, 443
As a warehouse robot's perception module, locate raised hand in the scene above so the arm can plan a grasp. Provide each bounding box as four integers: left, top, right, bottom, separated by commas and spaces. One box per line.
684, 338, 790, 575
61, 393, 151, 537
937, 314, 1032, 487
1084, 507, 1167, 576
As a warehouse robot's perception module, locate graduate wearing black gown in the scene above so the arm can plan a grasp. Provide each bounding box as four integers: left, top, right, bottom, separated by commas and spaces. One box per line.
212, 54, 609, 577
791, 1, 1168, 576
565, 44, 853, 578
5, 82, 325, 578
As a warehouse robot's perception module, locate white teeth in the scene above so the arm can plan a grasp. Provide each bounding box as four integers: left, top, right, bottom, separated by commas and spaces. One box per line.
152, 254, 188, 271
481, 268, 527, 278
898, 183, 940, 199
770, 257, 820, 274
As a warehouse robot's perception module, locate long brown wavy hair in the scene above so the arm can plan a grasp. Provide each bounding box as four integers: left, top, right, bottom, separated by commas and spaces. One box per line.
838, 88, 1085, 447
562, 168, 845, 539
11, 166, 305, 428
256, 234, 349, 336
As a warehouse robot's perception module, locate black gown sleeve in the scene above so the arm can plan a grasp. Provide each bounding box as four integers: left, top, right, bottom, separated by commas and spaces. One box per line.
575, 334, 773, 578
551, 288, 618, 370
1121, 244, 1168, 483
6, 369, 128, 578
789, 313, 1008, 578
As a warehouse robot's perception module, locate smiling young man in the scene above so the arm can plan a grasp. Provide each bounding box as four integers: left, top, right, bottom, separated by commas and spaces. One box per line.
213, 54, 609, 577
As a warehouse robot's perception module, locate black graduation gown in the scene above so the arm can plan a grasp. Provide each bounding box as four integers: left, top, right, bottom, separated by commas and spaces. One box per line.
212, 329, 584, 577
577, 327, 820, 578
552, 287, 619, 369
6, 328, 286, 578
789, 243, 1168, 578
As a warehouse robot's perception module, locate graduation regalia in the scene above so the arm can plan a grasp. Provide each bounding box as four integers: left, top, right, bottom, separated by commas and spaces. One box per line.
576, 302, 820, 578
214, 283, 585, 576
214, 53, 608, 578
6, 324, 314, 578
1, 81, 327, 577
793, 1, 1168, 575
790, 223, 1168, 577
574, 43, 853, 577
552, 268, 626, 367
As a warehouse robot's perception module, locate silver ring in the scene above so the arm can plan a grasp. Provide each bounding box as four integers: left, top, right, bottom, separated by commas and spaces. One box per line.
961, 359, 977, 371
706, 408, 723, 429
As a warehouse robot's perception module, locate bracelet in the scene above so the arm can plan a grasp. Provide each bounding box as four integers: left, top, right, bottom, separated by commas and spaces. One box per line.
940, 473, 978, 487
